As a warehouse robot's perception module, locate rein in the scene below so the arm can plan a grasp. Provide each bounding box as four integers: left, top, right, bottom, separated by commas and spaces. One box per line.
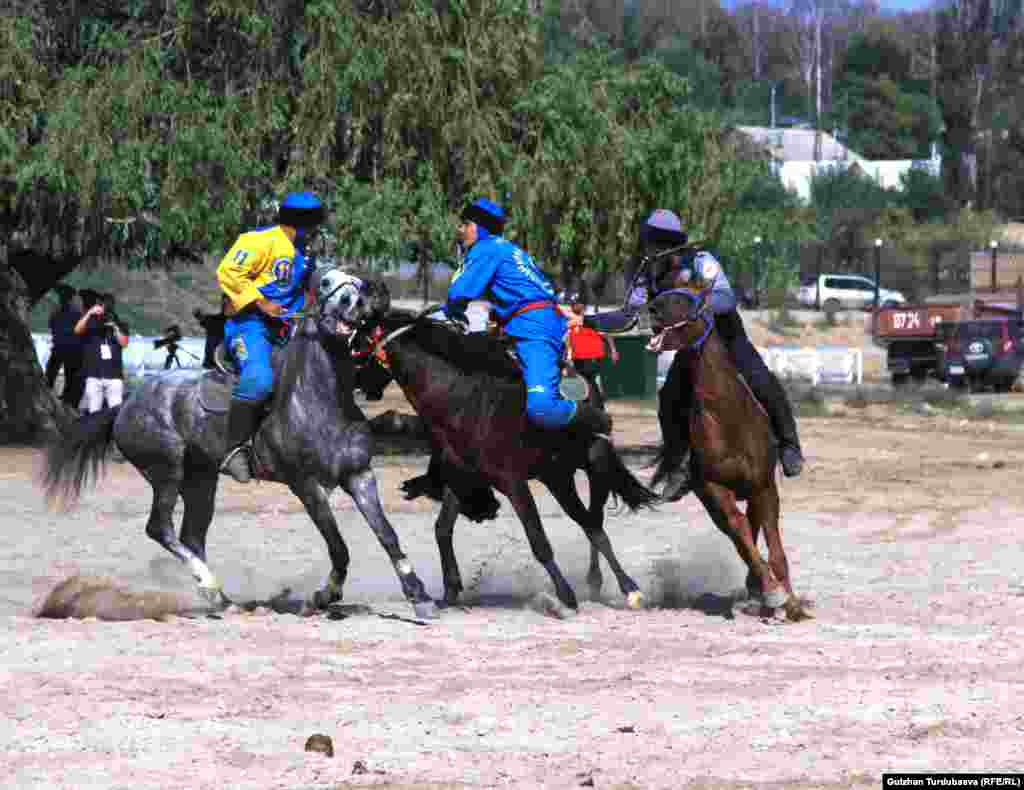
647, 289, 714, 353
622, 243, 692, 311
358, 323, 417, 369
356, 303, 448, 369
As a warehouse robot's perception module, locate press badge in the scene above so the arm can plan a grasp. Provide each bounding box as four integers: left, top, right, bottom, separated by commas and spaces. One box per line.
100, 343, 112, 360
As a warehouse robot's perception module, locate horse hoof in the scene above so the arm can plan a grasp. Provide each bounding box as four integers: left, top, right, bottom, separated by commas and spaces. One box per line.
626, 590, 645, 610
413, 600, 440, 620
312, 589, 342, 611
199, 586, 230, 610
530, 591, 575, 620
784, 599, 813, 622
762, 588, 789, 609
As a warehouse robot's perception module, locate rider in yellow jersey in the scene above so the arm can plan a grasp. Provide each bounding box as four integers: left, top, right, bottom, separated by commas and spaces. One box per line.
217, 191, 325, 483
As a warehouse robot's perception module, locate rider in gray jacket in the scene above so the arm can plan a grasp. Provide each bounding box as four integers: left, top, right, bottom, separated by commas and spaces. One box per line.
587, 209, 805, 500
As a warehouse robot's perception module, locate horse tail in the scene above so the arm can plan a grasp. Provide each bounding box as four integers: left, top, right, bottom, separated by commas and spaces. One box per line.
42, 406, 121, 508
593, 439, 659, 512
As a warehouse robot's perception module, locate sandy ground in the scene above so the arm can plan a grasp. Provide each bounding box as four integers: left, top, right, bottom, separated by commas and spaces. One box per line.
3, 390, 1024, 789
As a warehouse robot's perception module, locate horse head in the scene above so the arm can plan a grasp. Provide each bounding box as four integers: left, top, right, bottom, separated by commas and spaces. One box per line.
310, 267, 391, 342
304, 268, 395, 398
646, 287, 713, 354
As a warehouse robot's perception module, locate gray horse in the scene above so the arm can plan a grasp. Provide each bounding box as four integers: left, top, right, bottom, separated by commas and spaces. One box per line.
43, 273, 437, 619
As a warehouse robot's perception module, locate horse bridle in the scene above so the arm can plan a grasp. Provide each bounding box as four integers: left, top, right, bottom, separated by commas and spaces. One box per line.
647, 288, 715, 353
355, 303, 445, 369
622, 243, 691, 311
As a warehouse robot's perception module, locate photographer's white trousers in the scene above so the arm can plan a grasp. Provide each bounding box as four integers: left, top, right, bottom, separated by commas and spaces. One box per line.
80, 377, 124, 413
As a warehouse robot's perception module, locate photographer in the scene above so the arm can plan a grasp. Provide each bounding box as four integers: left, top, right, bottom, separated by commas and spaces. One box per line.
45, 284, 84, 408
74, 290, 130, 413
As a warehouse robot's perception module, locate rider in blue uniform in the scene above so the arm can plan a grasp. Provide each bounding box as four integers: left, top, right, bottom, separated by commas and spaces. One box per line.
619, 209, 805, 500
443, 198, 612, 436
217, 191, 325, 483
399, 198, 615, 513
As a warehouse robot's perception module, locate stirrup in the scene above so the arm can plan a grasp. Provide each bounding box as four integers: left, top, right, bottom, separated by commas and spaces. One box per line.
220, 444, 253, 483
660, 465, 692, 502
780, 444, 804, 477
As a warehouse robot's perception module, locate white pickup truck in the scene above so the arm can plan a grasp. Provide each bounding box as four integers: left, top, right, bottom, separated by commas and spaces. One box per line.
797, 274, 906, 312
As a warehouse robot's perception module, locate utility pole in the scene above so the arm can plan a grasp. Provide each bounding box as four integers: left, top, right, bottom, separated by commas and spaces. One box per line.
990, 240, 999, 293
873, 238, 883, 311
753, 1, 762, 80
814, 2, 823, 162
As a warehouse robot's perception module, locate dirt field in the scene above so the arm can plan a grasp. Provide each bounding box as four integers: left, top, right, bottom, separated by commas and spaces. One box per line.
3, 389, 1024, 789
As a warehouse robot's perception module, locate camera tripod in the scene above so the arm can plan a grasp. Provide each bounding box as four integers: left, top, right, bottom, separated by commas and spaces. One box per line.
163, 342, 203, 370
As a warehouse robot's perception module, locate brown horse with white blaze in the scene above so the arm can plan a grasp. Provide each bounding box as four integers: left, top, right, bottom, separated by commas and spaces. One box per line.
647, 286, 810, 622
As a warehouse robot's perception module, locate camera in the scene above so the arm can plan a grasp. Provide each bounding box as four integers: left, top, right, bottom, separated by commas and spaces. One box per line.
153, 324, 183, 350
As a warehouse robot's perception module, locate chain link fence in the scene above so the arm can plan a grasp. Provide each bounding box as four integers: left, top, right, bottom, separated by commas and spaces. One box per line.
795, 241, 1024, 307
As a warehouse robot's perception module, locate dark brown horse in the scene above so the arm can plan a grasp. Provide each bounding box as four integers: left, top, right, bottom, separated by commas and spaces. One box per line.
358, 310, 658, 615
647, 287, 810, 622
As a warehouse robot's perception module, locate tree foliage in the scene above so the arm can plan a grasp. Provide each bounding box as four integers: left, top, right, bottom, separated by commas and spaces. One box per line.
827, 32, 940, 160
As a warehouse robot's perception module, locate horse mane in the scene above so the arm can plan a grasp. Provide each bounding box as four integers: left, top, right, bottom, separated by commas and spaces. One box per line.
274, 317, 357, 415
382, 312, 522, 382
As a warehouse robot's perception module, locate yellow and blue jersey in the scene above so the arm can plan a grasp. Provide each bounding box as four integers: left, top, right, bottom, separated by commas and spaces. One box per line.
217, 225, 309, 320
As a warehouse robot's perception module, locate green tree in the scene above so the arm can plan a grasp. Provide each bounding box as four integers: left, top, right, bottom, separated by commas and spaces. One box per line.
897, 165, 955, 223
935, 0, 995, 208
0, 0, 783, 440
827, 32, 940, 159
809, 164, 898, 266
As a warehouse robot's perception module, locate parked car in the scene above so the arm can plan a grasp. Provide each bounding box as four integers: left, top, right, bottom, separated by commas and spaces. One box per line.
797, 274, 906, 312
934, 318, 1023, 392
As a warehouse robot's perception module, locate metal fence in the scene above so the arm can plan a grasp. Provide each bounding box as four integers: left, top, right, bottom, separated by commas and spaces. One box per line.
796, 241, 1024, 306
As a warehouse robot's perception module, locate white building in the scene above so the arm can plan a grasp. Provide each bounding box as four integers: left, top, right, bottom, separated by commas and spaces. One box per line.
735, 126, 940, 203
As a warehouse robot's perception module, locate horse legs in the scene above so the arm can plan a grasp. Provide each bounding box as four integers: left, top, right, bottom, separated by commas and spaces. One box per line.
744, 502, 763, 603
288, 477, 353, 610
178, 470, 218, 564
540, 469, 643, 609
342, 468, 438, 620
434, 488, 464, 606
694, 482, 788, 613
143, 473, 228, 607
747, 484, 811, 622
506, 481, 578, 611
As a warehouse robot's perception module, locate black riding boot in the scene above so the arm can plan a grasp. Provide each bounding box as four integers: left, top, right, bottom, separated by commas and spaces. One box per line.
571, 402, 613, 437
653, 423, 692, 502
220, 398, 264, 483
765, 395, 804, 477
654, 353, 694, 502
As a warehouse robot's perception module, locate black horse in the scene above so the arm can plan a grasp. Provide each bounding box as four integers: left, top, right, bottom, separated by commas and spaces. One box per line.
43, 273, 437, 619
357, 310, 658, 614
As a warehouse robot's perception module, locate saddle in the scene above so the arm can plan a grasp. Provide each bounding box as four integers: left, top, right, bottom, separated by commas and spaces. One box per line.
477, 327, 589, 402
197, 369, 235, 414
196, 343, 241, 414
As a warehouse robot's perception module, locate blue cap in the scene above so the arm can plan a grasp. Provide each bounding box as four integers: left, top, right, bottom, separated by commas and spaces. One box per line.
278, 192, 325, 228
461, 198, 506, 238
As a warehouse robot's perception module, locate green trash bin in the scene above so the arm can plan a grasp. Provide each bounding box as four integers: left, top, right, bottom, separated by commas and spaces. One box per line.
597, 334, 658, 400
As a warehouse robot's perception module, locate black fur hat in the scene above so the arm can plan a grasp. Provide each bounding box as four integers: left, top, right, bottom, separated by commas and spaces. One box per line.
276, 191, 326, 228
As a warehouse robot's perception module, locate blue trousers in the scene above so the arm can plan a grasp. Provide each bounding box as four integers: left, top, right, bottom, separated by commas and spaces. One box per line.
224, 314, 277, 402
515, 336, 577, 429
